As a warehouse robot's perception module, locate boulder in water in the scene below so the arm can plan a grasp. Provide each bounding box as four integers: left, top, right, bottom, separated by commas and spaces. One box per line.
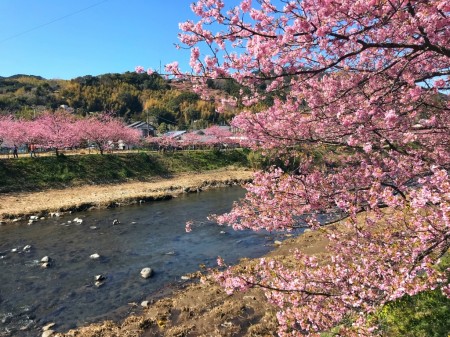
140, 267, 153, 279
95, 274, 106, 281
42, 323, 55, 331
42, 329, 54, 337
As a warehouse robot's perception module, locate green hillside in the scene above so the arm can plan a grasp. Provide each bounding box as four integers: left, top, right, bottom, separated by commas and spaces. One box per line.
0, 73, 238, 129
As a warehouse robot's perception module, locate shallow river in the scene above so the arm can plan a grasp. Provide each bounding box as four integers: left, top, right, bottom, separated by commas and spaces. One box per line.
0, 187, 287, 336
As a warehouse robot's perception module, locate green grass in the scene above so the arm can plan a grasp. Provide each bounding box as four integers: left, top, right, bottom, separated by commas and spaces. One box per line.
373, 289, 450, 337
0, 149, 250, 193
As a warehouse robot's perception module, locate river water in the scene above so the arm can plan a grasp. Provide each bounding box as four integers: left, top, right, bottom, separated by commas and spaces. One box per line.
0, 187, 288, 336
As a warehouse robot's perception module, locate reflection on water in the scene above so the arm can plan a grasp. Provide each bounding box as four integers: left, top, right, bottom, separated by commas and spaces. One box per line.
0, 187, 286, 336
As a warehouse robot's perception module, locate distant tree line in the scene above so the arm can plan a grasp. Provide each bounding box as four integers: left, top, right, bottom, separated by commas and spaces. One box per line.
0, 73, 236, 128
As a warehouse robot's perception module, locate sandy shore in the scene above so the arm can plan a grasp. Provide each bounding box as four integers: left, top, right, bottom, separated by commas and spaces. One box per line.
0, 168, 253, 222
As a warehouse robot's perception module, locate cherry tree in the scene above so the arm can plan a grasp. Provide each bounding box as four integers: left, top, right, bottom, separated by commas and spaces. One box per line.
181, 131, 203, 149
0, 116, 14, 148
168, 0, 450, 335
34, 112, 82, 155
1, 117, 31, 149
147, 133, 181, 151
204, 125, 234, 148
79, 114, 140, 154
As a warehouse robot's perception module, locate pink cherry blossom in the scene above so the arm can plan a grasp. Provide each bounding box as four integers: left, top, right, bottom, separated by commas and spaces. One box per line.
170, 0, 450, 335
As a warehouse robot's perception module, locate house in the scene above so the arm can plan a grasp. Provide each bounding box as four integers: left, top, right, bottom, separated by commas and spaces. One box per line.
128, 121, 156, 137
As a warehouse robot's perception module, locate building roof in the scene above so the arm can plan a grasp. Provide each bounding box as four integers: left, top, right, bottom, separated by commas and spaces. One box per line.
128, 121, 155, 130
164, 130, 187, 138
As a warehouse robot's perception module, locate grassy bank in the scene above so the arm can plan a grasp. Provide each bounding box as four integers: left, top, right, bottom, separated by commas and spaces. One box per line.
0, 149, 249, 193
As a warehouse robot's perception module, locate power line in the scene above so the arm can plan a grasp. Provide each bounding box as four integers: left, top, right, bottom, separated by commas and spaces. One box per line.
0, 0, 110, 44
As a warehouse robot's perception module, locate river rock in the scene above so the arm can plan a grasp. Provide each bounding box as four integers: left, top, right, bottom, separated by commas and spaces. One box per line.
274, 240, 283, 246
95, 281, 104, 287
30, 215, 38, 220
42, 323, 55, 331
90, 253, 100, 259
141, 300, 149, 308
95, 274, 106, 281
112, 219, 120, 225
40, 256, 51, 268
73, 218, 83, 224
42, 329, 54, 337
140, 267, 153, 279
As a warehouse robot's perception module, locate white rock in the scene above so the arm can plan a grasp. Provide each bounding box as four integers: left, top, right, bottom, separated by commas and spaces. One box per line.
41, 256, 50, 263
304, 228, 312, 233
40, 217, 46, 220
181, 275, 190, 280
73, 218, 83, 224
141, 300, 149, 308
42, 329, 54, 337
11, 248, 18, 253
274, 240, 283, 246
41, 262, 50, 268
90, 226, 97, 230
28, 220, 34, 225
95, 274, 105, 281
140, 267, 153, 279
30, 216, 38, 220
23, 245, 32, 251
95, 281, 104, 287
42, 323, 55, 331
112, 219, 120, 225
220, 231, 226, 234
90, 253, 100, 259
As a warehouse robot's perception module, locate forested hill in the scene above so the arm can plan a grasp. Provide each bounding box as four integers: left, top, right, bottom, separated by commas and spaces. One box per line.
0, 73, 238, 129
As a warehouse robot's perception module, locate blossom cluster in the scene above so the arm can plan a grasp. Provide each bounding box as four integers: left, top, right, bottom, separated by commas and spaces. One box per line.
173, 0, 450, 335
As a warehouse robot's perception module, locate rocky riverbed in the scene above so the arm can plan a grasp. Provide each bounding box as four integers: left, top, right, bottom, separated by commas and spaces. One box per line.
0, 167, 329, 336
51, 229, 329, 337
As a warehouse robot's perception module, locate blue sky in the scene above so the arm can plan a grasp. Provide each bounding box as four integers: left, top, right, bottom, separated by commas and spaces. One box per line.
0, 0, 207, 79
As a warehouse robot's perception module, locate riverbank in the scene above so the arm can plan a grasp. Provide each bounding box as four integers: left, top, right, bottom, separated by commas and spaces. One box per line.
0, 165, 328, 336
52, 226, 329, 337
0, 167, 253, 222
